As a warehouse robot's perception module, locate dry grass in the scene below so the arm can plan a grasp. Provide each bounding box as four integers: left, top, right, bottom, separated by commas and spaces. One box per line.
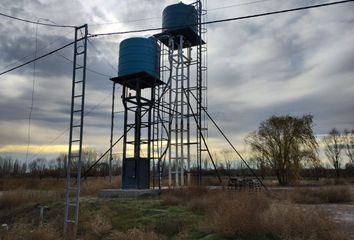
78, 213, 113, 240
209, 193, 350, 239
90, 214, 112, 236
0, 190, 62, 209
290, 186, 354, 204
0, 176, 119, 193
1, 223, 60, 240
80, 178, 115, 196
162, 186, 209, 206
323, 178, 349, 186
0, 177, 114, 210
0, 178, 63, 191
263, 204, 349, 240
209, 192, 270, 237
104, 228, 160, 240
162, 187, 350, 239
1, 180, 352, 239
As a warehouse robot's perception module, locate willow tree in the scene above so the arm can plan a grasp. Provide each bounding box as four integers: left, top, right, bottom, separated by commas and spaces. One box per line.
246, 115, 318, 185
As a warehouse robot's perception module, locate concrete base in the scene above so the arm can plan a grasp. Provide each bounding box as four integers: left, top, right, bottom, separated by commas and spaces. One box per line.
98, 189, 161, 198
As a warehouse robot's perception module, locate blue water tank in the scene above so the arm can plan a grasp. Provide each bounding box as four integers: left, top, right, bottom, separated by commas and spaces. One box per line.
162, 2, 198, 33
118, 37, 160, 79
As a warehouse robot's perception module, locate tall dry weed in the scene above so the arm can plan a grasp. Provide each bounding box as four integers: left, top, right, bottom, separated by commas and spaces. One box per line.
90, 214, 112, 236
208, 192, 270, 237
162, 187, 350, 239
0, 178, 63, 191
0, 190, 61, 209
80, 178, 116, 196
262, 204, 349, 240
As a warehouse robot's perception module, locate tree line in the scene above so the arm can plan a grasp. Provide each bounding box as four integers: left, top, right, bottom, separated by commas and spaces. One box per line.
1, 115, 352, 186
0, 150, 122, 179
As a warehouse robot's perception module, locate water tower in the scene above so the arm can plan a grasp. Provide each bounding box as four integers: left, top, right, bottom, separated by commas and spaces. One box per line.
109, 1, 208, 189
153, 1, 208, 187
110, 37, 163, 189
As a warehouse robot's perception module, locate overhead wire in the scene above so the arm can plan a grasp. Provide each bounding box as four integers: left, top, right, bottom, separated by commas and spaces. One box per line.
28, 92, 125, 161
88, 0, 354, 38
55, 52, 113, 78
87, 39, 117, 75
2, 29, 74, 71
0, 11, 76, 28
208, 0, 273, 11
1, 0, 352, 77
88, 17, 160, 26
2, 35, 113, 161
28, 31, 120, 160
25, 20, 40, 162
0, 40, 79, 76
85, 0, 271, 26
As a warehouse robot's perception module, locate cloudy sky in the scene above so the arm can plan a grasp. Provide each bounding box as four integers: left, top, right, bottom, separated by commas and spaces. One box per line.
0, 0, 353, 163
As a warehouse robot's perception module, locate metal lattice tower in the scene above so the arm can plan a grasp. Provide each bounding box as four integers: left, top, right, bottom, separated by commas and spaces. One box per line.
167, 36, 193, 187
64, 24, 88, 236
153, 0, 208, 187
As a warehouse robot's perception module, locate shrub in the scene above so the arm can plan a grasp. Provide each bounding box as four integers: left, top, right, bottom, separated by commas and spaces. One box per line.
208, 192, 270, 237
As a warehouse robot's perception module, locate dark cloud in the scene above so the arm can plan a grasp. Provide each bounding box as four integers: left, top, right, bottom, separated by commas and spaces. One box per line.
0, 0, 353, 158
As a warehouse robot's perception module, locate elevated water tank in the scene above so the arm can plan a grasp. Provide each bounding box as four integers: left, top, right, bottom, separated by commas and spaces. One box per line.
118, 37, 160, 79
162, 2, 198, 33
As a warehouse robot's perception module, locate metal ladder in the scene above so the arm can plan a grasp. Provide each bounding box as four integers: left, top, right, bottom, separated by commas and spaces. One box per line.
64, 24, 88, 236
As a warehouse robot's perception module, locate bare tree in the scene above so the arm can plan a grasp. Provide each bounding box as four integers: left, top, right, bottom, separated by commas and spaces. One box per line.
246, 114, 318, 185
220, 149, 233, 173
323, 128, 343, 178
249, 152, 270, 180
343, 129, 354, 165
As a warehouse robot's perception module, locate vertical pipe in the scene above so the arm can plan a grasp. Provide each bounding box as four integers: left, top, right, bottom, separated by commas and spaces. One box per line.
168, 38, 173, 187
134, 82, 141, 188
197, 0, 203, 186
109, 83, 116, 184
180, 36, 185, 186
187, 47, 191, 186
122, 86, 128, 188
148, 88, 153, 189
152, 87, 156, 189
175, 39, 179, 187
